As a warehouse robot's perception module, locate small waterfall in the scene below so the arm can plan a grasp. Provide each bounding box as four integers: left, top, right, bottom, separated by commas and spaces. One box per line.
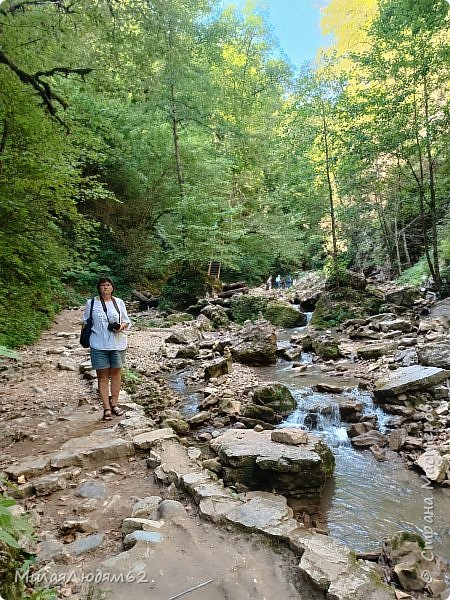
280, 389, 350, 448
167, 343, 450, 557
349, 387, 391, 433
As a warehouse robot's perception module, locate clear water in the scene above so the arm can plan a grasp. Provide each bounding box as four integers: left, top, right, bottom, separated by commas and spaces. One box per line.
168, 321, 450, 560
259, 364, 450, 558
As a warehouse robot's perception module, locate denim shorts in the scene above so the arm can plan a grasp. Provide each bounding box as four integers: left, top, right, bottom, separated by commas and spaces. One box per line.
90, 349, 126, 370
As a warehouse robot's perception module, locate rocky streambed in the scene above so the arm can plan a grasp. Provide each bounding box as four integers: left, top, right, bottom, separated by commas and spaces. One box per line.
1, 277, 450, 599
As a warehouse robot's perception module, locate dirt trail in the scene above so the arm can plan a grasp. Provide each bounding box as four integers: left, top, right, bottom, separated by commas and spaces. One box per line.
0, 309, 322, 600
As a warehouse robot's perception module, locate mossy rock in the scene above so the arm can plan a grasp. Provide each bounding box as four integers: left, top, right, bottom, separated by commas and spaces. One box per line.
252, 383, 297, 415
164, 312, 194, 325
325, 270, 367, 291
311, 337, 342, 360
314, 439, 335, 478
230, 295, 269, 324
263, 300, 307, 328
310, 288, 383, 330
390, 531, 425, 551
200, 305, 229, 328
242, 403, 276, 423
161, 418, 190, 435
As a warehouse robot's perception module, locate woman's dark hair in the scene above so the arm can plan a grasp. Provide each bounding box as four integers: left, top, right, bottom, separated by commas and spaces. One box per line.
97, 277, 115, 295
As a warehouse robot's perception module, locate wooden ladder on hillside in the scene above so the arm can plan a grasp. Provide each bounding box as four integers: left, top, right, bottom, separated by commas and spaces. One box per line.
208, 260, 221, 279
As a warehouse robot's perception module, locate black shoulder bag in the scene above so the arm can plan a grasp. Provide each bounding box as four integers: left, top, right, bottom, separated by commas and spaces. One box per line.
80, 297, 95, 348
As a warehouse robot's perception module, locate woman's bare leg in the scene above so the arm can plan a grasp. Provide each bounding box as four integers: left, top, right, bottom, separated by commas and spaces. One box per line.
97, 368, 111, 410
110, 368, 122, 406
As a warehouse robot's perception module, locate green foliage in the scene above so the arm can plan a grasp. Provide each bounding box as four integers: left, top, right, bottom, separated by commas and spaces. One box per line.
310, 288, 383, 329
161, 267, 209, 310
122, 368, 144, 394
0, 486, 56, 600
396, 258, 430, 286
230, 295, 269, 324
438, 266, 450, 299
323, 255, 350, 289
0, 346, 19, 360
1, 0, 450, 344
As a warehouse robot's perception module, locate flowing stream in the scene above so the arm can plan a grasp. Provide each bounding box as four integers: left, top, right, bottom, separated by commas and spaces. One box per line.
258, 358, 450, 557
170, 319, 450, 560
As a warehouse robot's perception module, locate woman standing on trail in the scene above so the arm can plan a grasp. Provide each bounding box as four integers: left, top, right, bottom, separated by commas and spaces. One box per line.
82, 277, 131, 421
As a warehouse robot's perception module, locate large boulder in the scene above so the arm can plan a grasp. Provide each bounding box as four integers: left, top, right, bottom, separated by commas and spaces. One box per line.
210, 429, 334, 506
200, 304, 229, 328
251, 383, 297, 415
242, 403, 277, 423
230, 319, 277, 365
297, 532, 395, 600
310, 289, 383, 330
417, 342, 450, 369
415, 447, 450, 483
381, 532, 447, 594
373, 366, 450, 404
263, 300, 307, 328
429, 298, 450, 318
375, 319, 414, 334
229, 295, 269, 324
350, 430, 388, 448
383, 287, 421, 307
311, 335, 342, 360
357, 342, 399, 360
204, 358, 230, 380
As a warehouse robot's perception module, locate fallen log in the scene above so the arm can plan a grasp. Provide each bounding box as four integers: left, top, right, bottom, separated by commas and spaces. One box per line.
131, 289, 160, 308
217, 286, 249, 298
221, 281, 247, 292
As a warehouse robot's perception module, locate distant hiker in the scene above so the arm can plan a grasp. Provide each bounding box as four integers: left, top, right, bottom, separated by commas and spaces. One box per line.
275, 274, 281, 289
286, 274, 292, 288
266, 275, 272, 290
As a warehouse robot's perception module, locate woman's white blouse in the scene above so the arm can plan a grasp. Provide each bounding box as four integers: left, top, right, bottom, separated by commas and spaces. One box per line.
82, 297, 131, 351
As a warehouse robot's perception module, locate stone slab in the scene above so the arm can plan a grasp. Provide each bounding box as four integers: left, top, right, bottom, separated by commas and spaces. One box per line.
224, 496, 296, 533
373, 366, 450, 400
133, 428, 177, 450
50, 431, 135, 469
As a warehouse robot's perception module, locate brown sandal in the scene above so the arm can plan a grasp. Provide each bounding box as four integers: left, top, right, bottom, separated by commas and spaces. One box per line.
103, 409, 113, 421
111, 405, 124, 417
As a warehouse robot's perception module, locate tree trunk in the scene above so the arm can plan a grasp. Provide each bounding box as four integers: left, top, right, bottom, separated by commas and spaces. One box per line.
170, 82, 184, 198
0, 117, 9, 177
320, 102, 338, 281
411, 92, 436, 283
393, 216, 402, 275
422, 72, 441, 289
401, 224, 411, 267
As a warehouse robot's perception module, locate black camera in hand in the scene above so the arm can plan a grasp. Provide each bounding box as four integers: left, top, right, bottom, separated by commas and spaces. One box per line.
107, 321, 121, 331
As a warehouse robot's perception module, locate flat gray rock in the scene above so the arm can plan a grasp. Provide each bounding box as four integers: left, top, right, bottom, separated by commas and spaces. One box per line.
429, 298, 450, 318
417, 343, 450, 369
75, 480, 107, 499
373, 365, 449, 400
131, 496, 161, 518
224, 495, 296, 533
133, 428, 177, 450
123, 530, 164, 549
298, 532, 395, 600
68, 533, 105, 556
5, 456, 50, 480
50, 431, 135, 469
